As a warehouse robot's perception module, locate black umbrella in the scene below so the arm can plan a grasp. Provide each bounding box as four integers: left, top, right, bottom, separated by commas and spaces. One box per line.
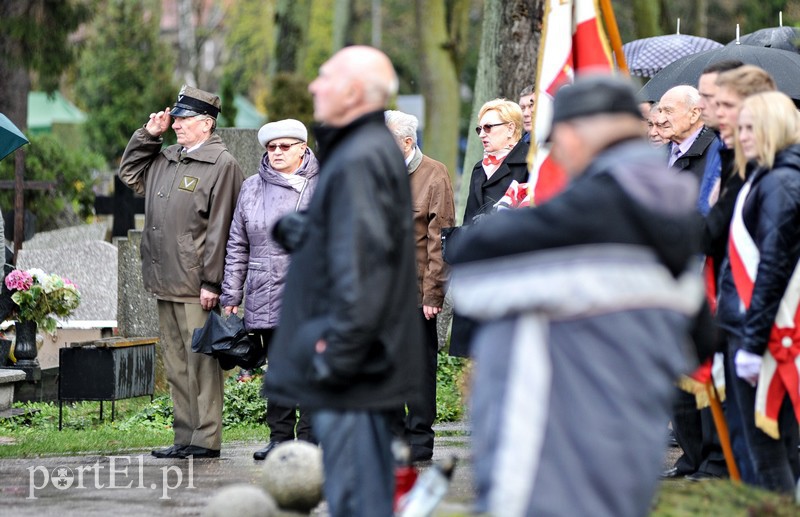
639, 45, 800, 103
731, 26, 800, 53
191, 311, 266, 370
623, 34, 722, 78
0, 112, 29, 162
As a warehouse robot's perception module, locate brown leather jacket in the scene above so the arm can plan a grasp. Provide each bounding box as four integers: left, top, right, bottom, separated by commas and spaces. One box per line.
118, 128, 244, 302
408, 148, 455, 308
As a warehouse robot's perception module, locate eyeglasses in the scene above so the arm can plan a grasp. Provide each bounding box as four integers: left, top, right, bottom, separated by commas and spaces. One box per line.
475, 122, 509, 136
267, 141, 304, 152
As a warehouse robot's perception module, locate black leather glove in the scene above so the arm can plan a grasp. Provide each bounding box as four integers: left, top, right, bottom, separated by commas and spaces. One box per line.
272, 211, 308, 252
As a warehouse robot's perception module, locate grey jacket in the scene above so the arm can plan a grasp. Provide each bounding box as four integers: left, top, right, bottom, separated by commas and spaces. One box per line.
220, 149, 319, 330
119, 129, 244, 302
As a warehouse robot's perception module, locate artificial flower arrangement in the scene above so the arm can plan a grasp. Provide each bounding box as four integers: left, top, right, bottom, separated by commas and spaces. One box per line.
4, 268, 81, 335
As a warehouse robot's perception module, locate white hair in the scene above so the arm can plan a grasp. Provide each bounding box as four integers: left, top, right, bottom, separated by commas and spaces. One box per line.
384, 110, 418, 144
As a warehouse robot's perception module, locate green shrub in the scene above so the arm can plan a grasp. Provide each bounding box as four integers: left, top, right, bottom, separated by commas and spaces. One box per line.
436, 351, 467, 423
0, 133, 104, 231
117, 395, 173, 431
222, 374, 267, 428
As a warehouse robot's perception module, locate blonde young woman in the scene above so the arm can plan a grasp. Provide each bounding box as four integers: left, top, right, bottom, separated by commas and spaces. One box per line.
720, 91, 800, 492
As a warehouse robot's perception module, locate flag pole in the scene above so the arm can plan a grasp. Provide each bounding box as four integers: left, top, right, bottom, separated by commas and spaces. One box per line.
597, 0, 628, 75
705, 380, 741, 482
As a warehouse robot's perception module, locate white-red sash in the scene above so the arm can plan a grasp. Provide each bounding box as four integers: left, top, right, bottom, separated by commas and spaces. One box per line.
728, 179, 800, 439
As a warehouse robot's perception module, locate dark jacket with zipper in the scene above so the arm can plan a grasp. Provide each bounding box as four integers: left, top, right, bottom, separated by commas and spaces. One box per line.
717, 145, 800, 354
262, 111, 424, 410
119, 129, 244, 302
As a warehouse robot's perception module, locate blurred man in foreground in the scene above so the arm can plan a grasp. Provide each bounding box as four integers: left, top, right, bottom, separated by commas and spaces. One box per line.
446, 75, 707, 517
262, 46, 424, 517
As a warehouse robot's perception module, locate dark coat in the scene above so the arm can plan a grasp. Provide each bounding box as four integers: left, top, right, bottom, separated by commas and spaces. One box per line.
718, 145, 800, 354
702, 145, 745, 288
671, 126, 718, 184
262, 111, 424, 410
449, 138, 530, 356
463, 139, 530, 223
119, 130, 244, 302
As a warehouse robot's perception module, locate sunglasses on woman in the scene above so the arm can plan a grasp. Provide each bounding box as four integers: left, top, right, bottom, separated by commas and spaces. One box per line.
267, 141, 304, 152
474, 122, 509, 136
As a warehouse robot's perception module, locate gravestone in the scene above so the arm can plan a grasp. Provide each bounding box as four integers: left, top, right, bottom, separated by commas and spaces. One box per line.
116, 230, 158, 338
11, 238, 117, 395
217, 128, 262, 178
116, 230, 164, 391
17, 239, 117, 322
23, 221, 110, 251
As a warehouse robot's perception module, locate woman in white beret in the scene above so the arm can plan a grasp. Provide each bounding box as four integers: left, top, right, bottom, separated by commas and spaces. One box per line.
220, 119, 320, 460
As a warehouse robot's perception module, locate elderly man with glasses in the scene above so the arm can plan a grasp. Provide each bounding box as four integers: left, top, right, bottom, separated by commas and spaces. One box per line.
119, 85, 244, 459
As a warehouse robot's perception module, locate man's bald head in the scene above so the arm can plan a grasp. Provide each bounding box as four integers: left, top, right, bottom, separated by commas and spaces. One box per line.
656, 85, 703, 144
309, 46, 398, 127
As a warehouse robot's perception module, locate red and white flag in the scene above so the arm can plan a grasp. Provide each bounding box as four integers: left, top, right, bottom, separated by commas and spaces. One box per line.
527, 0, 615, 205
729, 180, 800, 439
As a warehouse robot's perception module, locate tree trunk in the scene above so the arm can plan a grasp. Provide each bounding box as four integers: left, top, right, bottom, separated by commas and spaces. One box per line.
0, 0, 30, 131
302, 0, 334, 81
332, 0, 352, 52
632, 0, 661, 38
455, 0, 540, 222
272, 0, 311, 75
176, 0, 198, 86
414, 0, 462, 179
691, 0, 708, 37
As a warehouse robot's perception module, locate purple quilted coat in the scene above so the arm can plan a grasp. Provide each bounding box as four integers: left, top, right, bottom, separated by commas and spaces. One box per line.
220, 149, 319, 329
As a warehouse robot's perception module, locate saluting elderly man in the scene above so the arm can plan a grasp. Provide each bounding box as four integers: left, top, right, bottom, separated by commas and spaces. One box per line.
119, 85, 245, 459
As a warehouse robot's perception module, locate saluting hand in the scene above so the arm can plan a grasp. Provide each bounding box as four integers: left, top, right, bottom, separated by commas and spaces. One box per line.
145, 107, 172, 138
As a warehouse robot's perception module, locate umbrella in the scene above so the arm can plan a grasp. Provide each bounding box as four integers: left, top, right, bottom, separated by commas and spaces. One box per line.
731, 26, 800, 53
0, 112, 29, 162
639, 45, 800, 103
191, 311, 266, 370
623, 34, 722, 78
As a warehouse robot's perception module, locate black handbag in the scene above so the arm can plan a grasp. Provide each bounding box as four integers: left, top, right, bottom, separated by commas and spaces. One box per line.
191, 311, 266, 370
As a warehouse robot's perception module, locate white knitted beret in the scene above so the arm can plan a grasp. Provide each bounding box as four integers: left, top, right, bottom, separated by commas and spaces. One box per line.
257, 119, 308, 147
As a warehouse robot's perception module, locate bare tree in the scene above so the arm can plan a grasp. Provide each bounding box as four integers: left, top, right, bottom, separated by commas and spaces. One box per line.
332, 0, 352, 51
414, 0, 469, 178
632, 0, 661, 38
176, 0, 198, 85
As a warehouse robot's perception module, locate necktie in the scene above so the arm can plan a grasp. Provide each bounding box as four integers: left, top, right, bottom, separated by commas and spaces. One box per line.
179, 149, 188, 162
669, 147, 681, 167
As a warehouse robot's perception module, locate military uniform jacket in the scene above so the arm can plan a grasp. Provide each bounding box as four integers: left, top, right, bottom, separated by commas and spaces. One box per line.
119, 128, 244, 302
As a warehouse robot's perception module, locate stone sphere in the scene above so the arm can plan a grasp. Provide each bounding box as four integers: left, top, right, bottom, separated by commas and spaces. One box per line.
261, 441, 324, 512
203, 483, 277, 517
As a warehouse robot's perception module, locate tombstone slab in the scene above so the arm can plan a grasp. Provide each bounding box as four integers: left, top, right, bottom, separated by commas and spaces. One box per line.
217, 128, 262, 178
23, 222, 110, 250
17, 240, 118, 322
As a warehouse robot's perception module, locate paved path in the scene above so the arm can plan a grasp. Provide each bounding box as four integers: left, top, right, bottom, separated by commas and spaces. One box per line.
0, 423, 473, 516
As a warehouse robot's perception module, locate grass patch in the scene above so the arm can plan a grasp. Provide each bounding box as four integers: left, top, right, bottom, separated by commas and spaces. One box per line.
0, 353, 468, 458
651, 479, 797, 516
0, 374, 270, 458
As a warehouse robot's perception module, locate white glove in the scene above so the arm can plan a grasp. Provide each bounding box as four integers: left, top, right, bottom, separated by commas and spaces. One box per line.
735, 349, 762, 387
